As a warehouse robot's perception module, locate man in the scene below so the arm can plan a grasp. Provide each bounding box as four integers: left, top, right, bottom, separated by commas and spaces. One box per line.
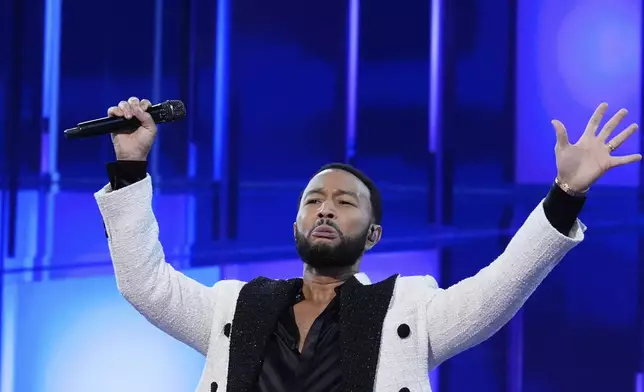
95, 97, 640, 392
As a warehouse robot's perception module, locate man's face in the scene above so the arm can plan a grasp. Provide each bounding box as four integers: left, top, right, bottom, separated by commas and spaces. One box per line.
294, 169, 381, 269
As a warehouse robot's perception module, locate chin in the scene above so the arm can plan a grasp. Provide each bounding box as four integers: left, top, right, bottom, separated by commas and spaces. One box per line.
308, 242, 337, 253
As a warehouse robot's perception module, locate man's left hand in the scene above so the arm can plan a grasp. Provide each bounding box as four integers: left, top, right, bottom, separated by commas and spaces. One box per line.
552, 102, 642, 193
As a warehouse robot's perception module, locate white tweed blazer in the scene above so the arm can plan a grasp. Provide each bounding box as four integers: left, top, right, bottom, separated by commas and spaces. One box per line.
95, 176, 585, 392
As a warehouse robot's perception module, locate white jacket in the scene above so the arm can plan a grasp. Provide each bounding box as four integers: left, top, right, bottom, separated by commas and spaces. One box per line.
95, 176, 585, 392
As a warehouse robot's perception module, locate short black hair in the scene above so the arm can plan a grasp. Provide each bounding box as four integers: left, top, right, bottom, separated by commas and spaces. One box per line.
303, 163, 382, 224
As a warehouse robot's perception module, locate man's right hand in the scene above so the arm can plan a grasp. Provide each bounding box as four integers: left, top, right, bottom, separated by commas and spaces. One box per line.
107, 96, 157, 161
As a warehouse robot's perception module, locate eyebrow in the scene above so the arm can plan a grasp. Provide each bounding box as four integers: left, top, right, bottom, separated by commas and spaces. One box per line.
304, 188, 360, 200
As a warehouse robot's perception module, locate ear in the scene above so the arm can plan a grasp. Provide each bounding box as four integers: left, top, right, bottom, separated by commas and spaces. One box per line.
364, 224, 382, 251
293, 222, 297, 240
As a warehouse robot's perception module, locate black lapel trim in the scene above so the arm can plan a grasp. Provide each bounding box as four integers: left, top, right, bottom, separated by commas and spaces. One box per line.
226, 277, 300, 392
339, 274, 398, 392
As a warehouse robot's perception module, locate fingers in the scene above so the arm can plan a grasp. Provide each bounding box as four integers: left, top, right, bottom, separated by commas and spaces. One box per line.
551, 119, 570, 148
604, 120, 640, 169
107, 106, 123, 117
607, 123, 638, 151
140, 99, 152, 111
583, 102, 608, 137
113, 97, 145, 119
130, 97, 155, 129
118, 100, 132, 119
123, 96, 140, 120
610, 153, 642, 168
597, 108, 628, 142
109, 97, 155, 130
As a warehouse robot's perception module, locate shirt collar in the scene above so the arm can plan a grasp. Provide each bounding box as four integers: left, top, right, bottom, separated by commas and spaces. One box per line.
294, 272, 372, 298
332, 272, 370, 294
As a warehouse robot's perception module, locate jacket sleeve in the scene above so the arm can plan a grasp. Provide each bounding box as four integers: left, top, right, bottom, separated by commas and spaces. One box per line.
96, 175, 226, 355
424, 201, 585, 369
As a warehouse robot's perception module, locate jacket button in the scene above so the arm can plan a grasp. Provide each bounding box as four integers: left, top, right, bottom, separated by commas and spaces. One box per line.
397, 323, 411, 339
223, 323, 231, 337
211, 381, 218, 391
399, 388, 410, 392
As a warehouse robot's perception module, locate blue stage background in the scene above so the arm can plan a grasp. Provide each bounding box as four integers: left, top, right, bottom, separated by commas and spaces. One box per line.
0, 0, 643, 391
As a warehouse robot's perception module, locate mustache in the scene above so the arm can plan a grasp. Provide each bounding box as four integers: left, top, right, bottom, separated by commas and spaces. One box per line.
308, 219, 343, 237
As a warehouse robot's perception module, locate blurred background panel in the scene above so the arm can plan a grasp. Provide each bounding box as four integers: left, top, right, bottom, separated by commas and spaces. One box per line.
230, 0, 349, 182
355, 0, 430, 180
0, 0, 44, 181
57, 0, 158, 180
226, 0, 351, 250
353, 0, 432, 238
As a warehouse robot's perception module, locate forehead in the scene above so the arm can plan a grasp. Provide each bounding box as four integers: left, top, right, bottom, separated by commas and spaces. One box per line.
303, 169, 371, 199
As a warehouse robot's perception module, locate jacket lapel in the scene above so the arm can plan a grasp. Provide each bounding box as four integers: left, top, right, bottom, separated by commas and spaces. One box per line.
226, 277, 300, 392
339, 274, 398, 392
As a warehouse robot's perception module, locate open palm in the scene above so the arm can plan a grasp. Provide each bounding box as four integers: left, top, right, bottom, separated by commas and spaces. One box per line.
553, 103, 641, 192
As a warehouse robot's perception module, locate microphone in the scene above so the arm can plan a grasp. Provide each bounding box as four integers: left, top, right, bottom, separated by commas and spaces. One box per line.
63, 100, 186, 139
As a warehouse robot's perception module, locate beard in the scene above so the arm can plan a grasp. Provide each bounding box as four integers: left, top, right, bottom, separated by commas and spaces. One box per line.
295, 220, 369, 269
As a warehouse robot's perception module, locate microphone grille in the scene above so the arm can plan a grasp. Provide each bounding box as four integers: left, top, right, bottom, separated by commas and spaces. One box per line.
168, 100, 186, 120
158, 100, 187, 122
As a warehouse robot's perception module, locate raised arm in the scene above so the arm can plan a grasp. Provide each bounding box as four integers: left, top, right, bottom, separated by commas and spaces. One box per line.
95, 97, 221, 355
424, 102, 641, 368
96, 171, 220, 355
425, 185, 584, 368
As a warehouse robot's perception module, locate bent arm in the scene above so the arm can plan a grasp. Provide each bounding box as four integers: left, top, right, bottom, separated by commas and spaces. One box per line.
425, 185, 586, 369
95, 166, 216, 355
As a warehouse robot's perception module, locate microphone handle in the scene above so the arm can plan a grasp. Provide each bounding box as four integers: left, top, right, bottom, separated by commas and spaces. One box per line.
77, 116, 143, 137
63, 103, 167, 139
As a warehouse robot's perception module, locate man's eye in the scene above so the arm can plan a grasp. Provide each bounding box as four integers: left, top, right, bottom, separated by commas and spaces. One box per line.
339, 201, 355, 206
306, 199, 321, 205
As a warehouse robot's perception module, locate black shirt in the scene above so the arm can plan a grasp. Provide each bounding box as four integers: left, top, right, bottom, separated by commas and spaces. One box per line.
255, 280, 344, 392
106, 160, 585, 392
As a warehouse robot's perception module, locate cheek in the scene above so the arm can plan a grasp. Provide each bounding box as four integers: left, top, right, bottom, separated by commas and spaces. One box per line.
296, 210, 316, 232
337, 215, 369, 236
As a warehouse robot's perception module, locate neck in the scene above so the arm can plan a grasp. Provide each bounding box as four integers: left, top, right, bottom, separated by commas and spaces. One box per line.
301, 264, 359, 304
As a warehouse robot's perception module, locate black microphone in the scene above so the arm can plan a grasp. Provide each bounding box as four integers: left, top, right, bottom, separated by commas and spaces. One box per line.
63, 100, 186, 139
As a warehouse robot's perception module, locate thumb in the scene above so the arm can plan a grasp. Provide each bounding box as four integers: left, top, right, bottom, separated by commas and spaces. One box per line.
133, 105, 157, 133
552, 120, 569, 148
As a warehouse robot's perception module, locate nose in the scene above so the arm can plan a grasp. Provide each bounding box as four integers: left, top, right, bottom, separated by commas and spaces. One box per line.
316, 202, 336, 219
